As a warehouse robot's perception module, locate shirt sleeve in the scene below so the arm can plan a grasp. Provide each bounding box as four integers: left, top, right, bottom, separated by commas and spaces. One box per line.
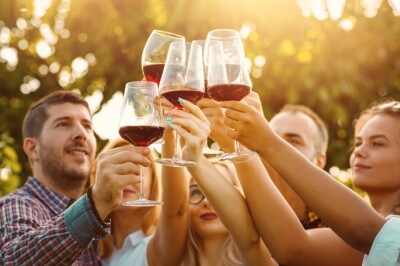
0, 193, 110, 265
363, 215, 400, 266
64, 188, 111, 244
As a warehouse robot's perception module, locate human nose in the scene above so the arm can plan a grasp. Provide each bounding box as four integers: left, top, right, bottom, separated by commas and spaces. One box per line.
352, 143, 366, 158
71, 122, 89, 141
200, 196, 211, 208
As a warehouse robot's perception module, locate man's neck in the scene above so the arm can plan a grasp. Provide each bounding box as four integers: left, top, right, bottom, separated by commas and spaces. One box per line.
34, 174, 87, 199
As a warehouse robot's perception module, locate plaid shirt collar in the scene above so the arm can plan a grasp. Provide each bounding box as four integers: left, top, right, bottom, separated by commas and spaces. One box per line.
25, 176, 75, 216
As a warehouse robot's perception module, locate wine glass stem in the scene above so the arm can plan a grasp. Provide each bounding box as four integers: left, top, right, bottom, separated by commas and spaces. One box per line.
172, 133, 181, 161
138, 165, 146, 201
234, 140, 241, 154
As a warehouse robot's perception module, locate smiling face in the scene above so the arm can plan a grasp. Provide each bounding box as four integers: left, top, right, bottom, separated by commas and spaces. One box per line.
33, 103, 96, 190
350, 114, 400, 192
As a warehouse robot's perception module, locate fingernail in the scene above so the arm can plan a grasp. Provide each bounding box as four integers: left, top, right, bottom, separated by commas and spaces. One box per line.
166, 117, 173, 126
178, 98, 186, 105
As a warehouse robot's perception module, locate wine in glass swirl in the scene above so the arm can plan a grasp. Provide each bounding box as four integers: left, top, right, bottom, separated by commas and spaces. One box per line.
118, 81, 164, 206
155, 42, 205, 167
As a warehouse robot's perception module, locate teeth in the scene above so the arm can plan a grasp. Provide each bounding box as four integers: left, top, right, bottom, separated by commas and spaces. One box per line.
69, 150, 87, 155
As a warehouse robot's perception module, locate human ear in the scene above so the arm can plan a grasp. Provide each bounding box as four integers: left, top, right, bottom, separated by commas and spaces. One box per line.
315, 153, 327, 169
23, 138, 40, 162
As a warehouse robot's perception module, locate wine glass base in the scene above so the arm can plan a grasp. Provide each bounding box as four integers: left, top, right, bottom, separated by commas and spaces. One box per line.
219, 150, 257, 163
202, 146, 224, 155
122, 199, 163, 207
154, 158, 196, 167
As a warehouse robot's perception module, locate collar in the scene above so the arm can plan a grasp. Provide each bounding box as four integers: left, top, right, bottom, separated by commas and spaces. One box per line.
25, 176, 75, 216
118, 230, 148, 250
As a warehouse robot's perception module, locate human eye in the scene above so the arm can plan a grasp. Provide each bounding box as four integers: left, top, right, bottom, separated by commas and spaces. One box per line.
287, 137, 301, 146
190, 186, 202, 197
56, 121, 69, 128
353, 140, 362, 148
372, 141, 383, 147
83, 122, 93, 131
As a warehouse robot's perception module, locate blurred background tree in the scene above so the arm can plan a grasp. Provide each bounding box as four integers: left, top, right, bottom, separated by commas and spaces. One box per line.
1, 0, 399, 195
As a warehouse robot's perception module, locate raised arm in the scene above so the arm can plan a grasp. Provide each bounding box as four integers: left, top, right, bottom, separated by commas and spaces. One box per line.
170, 99, 275, 266
147, 97, 189, 266
220, 100, 385, 254
233, 155, 363, 265
1, 145, 150, 265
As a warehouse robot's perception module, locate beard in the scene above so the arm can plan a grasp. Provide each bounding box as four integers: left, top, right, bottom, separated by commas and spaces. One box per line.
39, 141, 91, 193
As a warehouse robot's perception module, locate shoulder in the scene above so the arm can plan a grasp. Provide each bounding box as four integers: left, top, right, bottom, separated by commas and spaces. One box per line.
365, 215, 400, 265
0, 188, 46, 222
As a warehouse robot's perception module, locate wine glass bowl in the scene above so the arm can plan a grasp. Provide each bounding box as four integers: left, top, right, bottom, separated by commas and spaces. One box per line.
155, 42, 205, 167
118, 81, 164, 206
141, 30, 185, 86
204, 29, 244, 70
206, 37, 256, 163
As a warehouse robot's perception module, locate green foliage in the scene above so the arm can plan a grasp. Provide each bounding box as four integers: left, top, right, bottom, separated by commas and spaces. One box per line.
1, 0, 400, 196
0, 133, 21, 196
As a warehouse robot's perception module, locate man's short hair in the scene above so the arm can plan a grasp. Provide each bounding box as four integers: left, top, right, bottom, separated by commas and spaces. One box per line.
279, 104, 329, 154
22, 90, 90, 140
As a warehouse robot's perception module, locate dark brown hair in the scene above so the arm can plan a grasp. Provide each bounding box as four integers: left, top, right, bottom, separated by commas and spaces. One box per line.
22, 90, 90, 140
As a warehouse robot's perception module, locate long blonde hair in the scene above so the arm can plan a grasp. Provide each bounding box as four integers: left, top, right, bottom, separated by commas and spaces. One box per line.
183, 161, 241, 266
89, 138, 161, 259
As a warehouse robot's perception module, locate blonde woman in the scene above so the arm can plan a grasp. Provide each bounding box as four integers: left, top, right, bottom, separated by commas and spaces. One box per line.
165, 98, 276, 266
184, 162, 242, 265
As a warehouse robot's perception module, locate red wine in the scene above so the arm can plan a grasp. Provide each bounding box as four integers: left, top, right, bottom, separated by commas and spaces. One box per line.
161, 89, 204, 108
119, 126, 165, 147
207, 84, 250, 101
204, 80, 210, 98
143, 64, 165, 85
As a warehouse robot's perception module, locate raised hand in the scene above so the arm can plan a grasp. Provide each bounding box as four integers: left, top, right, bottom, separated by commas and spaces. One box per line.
197, 97, 235, 152
91, 145, 151, 219
221, 100, 271, 154
165, 98, 210, 163
243, 90, 265, 117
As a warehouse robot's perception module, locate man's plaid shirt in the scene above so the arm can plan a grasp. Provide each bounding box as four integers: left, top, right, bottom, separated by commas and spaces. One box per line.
0, 177, 110, 265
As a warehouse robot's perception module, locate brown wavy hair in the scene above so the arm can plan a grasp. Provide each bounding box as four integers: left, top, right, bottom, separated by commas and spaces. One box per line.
89, 138, 161, 259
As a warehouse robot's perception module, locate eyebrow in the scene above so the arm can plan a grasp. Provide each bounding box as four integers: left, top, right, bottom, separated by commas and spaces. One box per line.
283, 133, 304, 140
52, 116, 92, 124
355, 135, 390, 141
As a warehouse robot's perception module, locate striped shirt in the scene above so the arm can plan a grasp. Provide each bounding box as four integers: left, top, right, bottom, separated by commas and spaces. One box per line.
0, 177, 110, 265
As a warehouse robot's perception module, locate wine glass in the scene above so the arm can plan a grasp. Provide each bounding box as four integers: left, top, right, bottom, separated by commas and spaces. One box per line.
118, 81, 165, 206
141, 30, 184, 146
207, 40, 256, 163
192, 39, 224, 156
141, 30, 185, 86
155, 42, 205, 167
204, 29, 244, 71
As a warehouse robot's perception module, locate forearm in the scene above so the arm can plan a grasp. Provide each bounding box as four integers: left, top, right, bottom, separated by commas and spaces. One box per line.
150, 130, 189, 265
1, 194, 109, 264
188, 156, 261, 251
259, 131, 385, 253
234, 156, 310, 264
